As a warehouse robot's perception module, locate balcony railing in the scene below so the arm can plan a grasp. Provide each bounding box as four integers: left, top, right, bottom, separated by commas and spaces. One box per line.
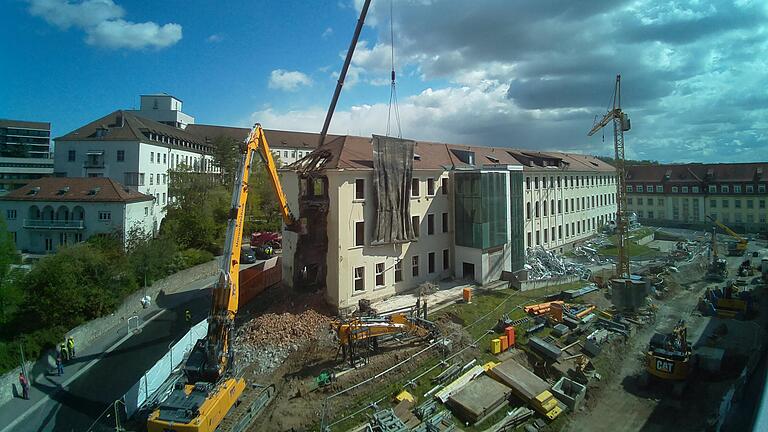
23, 219, 85, 229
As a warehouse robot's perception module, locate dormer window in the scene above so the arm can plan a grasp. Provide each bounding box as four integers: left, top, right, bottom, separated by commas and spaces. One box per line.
88, 187, 101, 196
57, 187, 70, 196
27, 187, 40, 196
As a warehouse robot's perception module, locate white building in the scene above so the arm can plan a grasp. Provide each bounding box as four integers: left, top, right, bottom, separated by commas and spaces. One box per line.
53, 110, 219, 232
0, 177, 154, 254
130, 94, 195, 129
280, 135, 617, 312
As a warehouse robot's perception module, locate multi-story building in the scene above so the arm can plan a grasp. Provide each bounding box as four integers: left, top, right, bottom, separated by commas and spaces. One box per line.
185, 124, 324, 166
626, 163, 768, 233
130, 94, 195, 129
53, 109, 219, 232
0, 177, 154, 254
280, 134, 617, 311
0, 119, 53, 193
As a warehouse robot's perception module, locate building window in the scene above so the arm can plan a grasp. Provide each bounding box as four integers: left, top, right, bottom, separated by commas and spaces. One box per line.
747, 200, 754, 209
149, 175, 153, 185
637, 185, 644, 193
734, 185, 742, 193
710, 200, 716, 208
68, 150, 76, 161
557, 200, 562, 213
150, 152, 154, 163
722, 199, 729, 208
163, 153, 167, 164
760, 185, 766, 193
412, 256, 419, 277
156, 173, 160, 184
441, 177, 449, 195
6, 209, 16, 220
428, 252, 435, 273
355, 179, 365, 200
162, 193, 166, 204
682, 186, 689, 193
526, 202, 531, 219
395, 260, 403, 282
544, 228, 548, 243
557, 176, 561, 187
637, 198, 643, 205
354, 267, 365, 291
709, 185, 717, 193
535, 202, 540, 217
427, 214, 435, 235
411, 178, 420, 197
746, 184, 754, 193
656, 185, 663, 192
442, 212, 448, 233
565, 199, 569, 212
534, 177, 539, 189
552, 199, 556, 214
163, 174, 167, 184
671, 186, 678, 193
760, 200, 766, 209
627, 185, 633, 192
735, 200, 741, 208
98, 211, 111, 221
412, 216, 420, 237
526, 177, 531, 189
375, 263, 385, 287
535, 230, 540, 245
527, 232, 532, 246
543, 201, 548, 216
443, 249, 449, 270
565, 224, 570, 237
117, 150, 125, 162
648, 211, 654, 219
355, 221, 365, 246
692, 186, 700, 193
427, 178, 436, 196
721, 185, 729, 193
144, 207, 149, 216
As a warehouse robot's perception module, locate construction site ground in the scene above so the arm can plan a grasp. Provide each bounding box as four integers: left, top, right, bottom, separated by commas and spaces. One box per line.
133, 228, 766, 432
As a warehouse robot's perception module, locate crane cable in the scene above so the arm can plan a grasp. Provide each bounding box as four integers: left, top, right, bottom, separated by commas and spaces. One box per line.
386, 0, 402, 138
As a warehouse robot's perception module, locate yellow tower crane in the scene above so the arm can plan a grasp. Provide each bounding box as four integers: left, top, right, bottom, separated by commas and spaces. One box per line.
588, 75, 632, 278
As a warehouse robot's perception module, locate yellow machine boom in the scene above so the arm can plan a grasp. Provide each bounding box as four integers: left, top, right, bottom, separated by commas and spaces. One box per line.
148, 124, 289, 432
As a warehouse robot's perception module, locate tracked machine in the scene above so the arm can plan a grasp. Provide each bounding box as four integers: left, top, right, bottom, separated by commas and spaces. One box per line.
706, 226, 728, 282
147, 125, 302, 432
643, 320, 693, 394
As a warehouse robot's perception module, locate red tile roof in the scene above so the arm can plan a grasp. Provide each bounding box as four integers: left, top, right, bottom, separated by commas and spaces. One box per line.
627, 163, 768, 183
0, 177, 153, 203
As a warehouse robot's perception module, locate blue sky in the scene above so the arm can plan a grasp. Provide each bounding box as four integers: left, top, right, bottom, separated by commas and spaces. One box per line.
2, 0, 767, 163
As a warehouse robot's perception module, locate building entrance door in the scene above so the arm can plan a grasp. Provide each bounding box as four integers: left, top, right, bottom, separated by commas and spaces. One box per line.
462, 262, 475, 281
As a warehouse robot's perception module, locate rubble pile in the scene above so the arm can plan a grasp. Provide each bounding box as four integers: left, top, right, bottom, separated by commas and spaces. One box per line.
234, 310, 332, 374
525, 246, 591, 281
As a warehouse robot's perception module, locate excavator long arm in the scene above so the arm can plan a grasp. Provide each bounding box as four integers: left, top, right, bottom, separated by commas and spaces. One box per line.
707, 215, 747, 243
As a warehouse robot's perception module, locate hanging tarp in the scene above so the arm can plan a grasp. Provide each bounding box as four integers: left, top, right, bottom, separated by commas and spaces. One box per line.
371, 135, 417, 244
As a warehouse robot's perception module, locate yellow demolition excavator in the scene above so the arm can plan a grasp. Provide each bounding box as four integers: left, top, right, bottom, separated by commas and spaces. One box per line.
147, 124, 302, 432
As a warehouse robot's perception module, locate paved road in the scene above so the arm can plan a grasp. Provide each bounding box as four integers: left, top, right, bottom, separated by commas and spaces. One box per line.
0, 278, 214, 432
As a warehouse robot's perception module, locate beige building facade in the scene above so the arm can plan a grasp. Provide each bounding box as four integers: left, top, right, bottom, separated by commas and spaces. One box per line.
280, 134, 617, 312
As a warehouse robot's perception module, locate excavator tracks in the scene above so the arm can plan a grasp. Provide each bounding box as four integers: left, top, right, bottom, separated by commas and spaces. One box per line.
217, 383, 276, 432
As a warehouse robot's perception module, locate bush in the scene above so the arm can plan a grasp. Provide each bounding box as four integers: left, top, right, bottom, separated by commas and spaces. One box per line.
171, 249, 214, 273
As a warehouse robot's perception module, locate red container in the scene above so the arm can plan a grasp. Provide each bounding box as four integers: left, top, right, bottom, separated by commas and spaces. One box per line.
499, 335, 509, 351
505, 326, 515, 348
239, 257, 282, 305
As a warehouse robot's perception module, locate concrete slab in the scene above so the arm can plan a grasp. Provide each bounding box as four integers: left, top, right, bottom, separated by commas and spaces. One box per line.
488, 358, 549, 402
447, 375, 511, 424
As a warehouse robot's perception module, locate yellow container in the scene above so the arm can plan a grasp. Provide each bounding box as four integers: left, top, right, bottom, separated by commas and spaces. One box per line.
490, 338, 501, 354
499, 335, 508, 351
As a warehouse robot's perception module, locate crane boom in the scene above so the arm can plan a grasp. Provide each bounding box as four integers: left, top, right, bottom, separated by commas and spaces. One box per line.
588, 75, 631, 278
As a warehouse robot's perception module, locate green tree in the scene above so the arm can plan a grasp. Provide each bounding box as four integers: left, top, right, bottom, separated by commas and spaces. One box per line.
212, 136, 241, 189
21, 243, 137, 332
0, 217, 21, 321
126, 224, 177, 287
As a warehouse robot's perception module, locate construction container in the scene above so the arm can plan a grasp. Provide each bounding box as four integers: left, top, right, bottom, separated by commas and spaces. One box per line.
499, 335, 509, 351
463, 287, 473, 303
239, 257, 281, 305
505, 326, 516, 347
491, 338, 501, 354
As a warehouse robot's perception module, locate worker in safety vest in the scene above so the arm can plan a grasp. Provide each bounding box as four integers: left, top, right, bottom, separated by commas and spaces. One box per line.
67, 336, 75, 358
59, 343, 69, 362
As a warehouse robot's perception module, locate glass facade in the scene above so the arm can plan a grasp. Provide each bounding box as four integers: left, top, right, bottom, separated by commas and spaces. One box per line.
454, 171, 508, 249
508, 170, 525, 272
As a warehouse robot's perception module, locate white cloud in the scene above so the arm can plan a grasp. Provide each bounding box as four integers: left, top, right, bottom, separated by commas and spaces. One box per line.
268, 69, 313, 92
322, 27, 333, 38
28, 0, 182, 50
206, 33, 223, 43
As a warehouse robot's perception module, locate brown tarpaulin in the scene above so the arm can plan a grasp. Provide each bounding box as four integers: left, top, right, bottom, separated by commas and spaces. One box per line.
372, 135, 417, 244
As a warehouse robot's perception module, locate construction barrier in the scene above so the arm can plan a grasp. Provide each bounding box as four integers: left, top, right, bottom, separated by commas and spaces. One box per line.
122, 319, 208, 417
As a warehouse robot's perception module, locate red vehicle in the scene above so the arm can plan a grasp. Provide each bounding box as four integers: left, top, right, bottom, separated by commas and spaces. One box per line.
251, 231, 281, 258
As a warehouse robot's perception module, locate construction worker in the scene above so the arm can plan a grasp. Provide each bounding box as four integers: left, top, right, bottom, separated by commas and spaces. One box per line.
55, 352, 64, 376
185, 309, 192, 325
67, 336, 75, 359
18, 372, 29, 400
59, 343, 69, 362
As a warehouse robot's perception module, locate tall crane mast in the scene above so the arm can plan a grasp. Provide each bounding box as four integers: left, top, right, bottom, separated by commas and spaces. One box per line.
588, 75, 631, 278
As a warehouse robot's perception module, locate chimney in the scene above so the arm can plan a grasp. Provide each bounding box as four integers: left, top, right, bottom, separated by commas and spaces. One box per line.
116, 111, 125, 127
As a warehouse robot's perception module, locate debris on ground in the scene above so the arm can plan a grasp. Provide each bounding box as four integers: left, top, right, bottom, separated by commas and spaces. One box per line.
525, 246, 592, 280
